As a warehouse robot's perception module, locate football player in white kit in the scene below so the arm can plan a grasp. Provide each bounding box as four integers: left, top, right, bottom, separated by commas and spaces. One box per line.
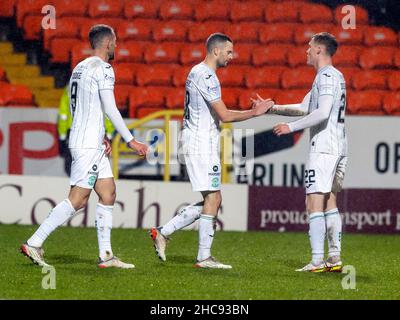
21, 25, 148, 268
150, 33, 274, 269
256, 32, 347, 272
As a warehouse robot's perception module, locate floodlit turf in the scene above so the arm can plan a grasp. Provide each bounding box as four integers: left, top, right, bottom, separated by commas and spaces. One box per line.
1, 224, 399, 300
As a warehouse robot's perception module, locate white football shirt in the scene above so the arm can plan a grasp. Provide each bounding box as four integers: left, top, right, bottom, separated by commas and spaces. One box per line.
308, 65, 348, 156
182, 62, 221, 155
68, 56, 115, 149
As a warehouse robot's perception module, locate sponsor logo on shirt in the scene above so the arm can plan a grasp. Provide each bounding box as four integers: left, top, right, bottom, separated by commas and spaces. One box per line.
88, 175, 97, 187
211, 177, 220, 188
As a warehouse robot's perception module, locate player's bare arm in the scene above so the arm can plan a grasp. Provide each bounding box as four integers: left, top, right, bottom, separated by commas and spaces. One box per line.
211, 98, 274, 123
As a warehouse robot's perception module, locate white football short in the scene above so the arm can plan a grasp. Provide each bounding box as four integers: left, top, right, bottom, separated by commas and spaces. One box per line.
305, 153, 347, 194
70, 148, 113, 189
183, 153, 221, 192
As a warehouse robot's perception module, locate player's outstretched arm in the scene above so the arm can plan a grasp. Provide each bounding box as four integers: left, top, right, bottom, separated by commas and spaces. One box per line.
211, 99, 274, 123
273, 95, 333, 136
99, 89, 148, 156
253, 92, 311, 117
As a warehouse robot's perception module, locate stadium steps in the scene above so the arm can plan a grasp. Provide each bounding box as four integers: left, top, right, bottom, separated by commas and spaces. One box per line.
0, 40, 60, 108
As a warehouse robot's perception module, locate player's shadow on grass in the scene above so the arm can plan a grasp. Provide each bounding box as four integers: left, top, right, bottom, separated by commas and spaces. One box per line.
49, 254, 94, 265
163, 255, 195, 265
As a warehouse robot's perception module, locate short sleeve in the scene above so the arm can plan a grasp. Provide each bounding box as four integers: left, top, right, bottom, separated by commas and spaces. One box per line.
317, 71, 336, 96
97, 63, 115, 91
197, 73, 221, 103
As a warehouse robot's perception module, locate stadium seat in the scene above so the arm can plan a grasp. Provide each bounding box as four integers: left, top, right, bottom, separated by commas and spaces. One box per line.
194, 1, 229, 21
217, 66, 247, 87
129, 86, 166, 118
136, 107, 166, 118
113, 64, 136, 85
333, 45, 362, 67
231, 44, 257, 65
136, 64, 177, 86
54, 0, 88, 17
347, 90, 385, 115
359, 47, 395, 69
117, 20, 152, 41
239, 89, 279, 110
387, 71, 400, 91
114, 84, 134, 112
299, 3, 333, 24
188, 22, 229, 42
221, 88, 243, 109
294, 24, 333, 45
124, 1, 160, 19
287, 45, 308, 67
331, 26, 365, 46
88, 0, 123, 18
338, 67, 361, 88
230, 1, 265, 22
225, 23, 262, 43
0, 82, 34, 106
245, 66, 287, 89
49, 38, 81, 63
43, 17, 81, 51
22, 15, 44, 41
334, 5, 369, 25
275, 89, 308, 105
383, 92, 400, 115
172, 66, 191, 87
153, 21, 188, 42
114, 43, 144, 63
394, 49, 400, 69
364, 26, 398, 47
259, 24, 296, 44
159, 1, 193, 20
165, 87, 185, 109
0, 0, 15, 17
0, 67, 6, 81
265, 2, 299, 23
281, 67, 315, 89
252, 45, 290, 67
79, 18, 123, 40
180, 44, 204, 65
352, 70, 388, 90
16, 0, 48, 28
144, 43, 181, 64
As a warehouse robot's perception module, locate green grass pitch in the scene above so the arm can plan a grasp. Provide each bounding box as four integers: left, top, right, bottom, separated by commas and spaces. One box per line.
1, 224, 399, 300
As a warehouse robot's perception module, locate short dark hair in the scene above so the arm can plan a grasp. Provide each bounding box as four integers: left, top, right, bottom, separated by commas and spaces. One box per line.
312, 32, 338, 57
206, 33, 233, 53
88, 24, 114, 49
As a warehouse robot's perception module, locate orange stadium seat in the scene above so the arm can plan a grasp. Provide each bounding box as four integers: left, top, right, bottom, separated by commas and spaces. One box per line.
153, 21, 188, 42
294, 24, 333, 45
194, 1, 229, 21
136, 107, 166, 118
54, 0, 88, 17
331, 26, 365, 46
252, 45, 290, 66
221, 88, 243, 109
114, 84, 134, 112
364, 26, 398, 46
79, 18, 123, 40
387, 71, 400, 91
43, 17, 82, 51
239, 89, 279, 110
259, 24, 296, 44
22, 15, 44, 41
275, 89, 308, 105
245, 66, 287, 89
395, 49, 400, 68
230, 1, 266, 22
88, 0, 123, 18
114, 43, 144, 63
333, 45, 362, 67
180, 44, 204, 65
0, 0, 16, 17
188, 22, 229, 42
0, 82, 34, 106
299, 3, 333, 24
338, 67, 361, 88
159, 1, 193, 20
117, 20, 152, 41
287, 45, 308, 67
225, 23, 262, 43
136, 64, 177, 86
113, 64, 136, 85
231, 44, 257, 65
129, 87, 166, 118
352, 70, 388, 90
334, 5, 369, 25
347, 90, 385, 115
383, 92, 400, 115
265, 2, 300, 23
281, 67, 315, 89
165, 87, 185, 109
172, 66, 191, 87
144, 43, 181, 64
16, 0, 48, 28
217, 66, 247, 87
50, 38, 81, 63
124, 1, 160, 19
359, 47, 395, 69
